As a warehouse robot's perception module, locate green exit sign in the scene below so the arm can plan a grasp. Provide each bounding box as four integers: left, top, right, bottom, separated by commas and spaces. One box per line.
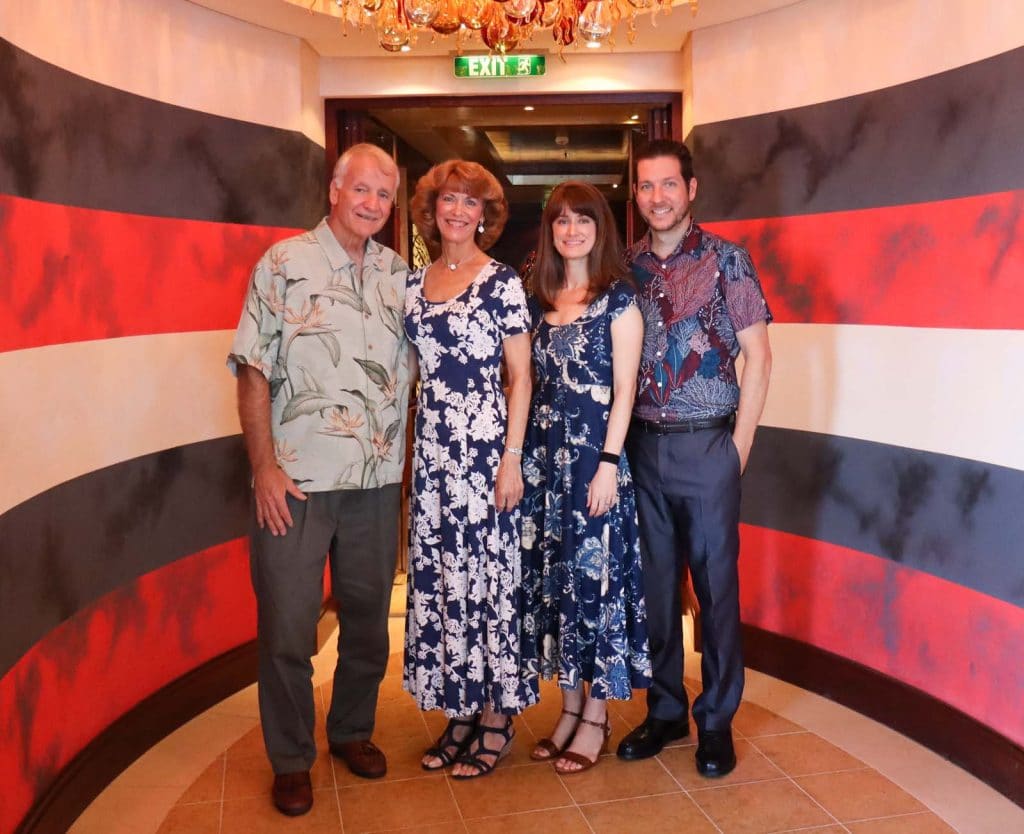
454, 54, 546, 79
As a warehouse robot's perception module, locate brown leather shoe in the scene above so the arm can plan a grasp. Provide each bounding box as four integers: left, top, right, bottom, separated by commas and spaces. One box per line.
272, 771, 312, 816
330, 739, 387, 779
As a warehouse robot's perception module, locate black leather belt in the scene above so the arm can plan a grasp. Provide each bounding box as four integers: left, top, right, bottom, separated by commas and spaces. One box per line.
633, 414, 734, 434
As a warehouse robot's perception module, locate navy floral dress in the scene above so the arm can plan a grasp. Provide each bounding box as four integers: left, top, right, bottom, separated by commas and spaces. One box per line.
403, 261, 539, 717
521, 281, 652, 700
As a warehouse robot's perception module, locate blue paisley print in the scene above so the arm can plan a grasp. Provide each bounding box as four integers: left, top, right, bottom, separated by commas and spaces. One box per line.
403, 261, 539, 717
521, 281, 652, 700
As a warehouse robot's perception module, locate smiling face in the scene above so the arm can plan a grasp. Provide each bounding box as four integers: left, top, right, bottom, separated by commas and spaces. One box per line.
328, 152, 397, 245
434, 186, 484, 246
634, 154, 698, 236
551, 206, 597, 263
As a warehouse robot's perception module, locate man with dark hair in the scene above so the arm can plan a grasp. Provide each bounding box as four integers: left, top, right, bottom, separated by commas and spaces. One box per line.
617, 139, 772, 777
228, 143, 409, 815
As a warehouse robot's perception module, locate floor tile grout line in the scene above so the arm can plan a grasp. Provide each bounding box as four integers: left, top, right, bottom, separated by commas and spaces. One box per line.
746, 735, 851, 832
653, 749, 727, 834
217, 752, 227, 834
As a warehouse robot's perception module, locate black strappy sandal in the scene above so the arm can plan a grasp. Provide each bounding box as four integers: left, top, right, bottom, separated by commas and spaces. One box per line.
450, 716, 515, 779
422, 714, 479, 771
530, 708, 582, 761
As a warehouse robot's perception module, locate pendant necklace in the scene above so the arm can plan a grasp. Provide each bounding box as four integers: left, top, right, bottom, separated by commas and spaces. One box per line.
441, 252, 468, 272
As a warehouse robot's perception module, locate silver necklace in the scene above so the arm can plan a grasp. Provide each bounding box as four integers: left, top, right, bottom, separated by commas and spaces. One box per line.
441, 252, 469, 272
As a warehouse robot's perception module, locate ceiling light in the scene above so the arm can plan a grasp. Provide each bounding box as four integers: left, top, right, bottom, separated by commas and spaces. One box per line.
630, 114, 639, 120
290, 0, 699, 54
612, 183, 618, 188
524, 106, 535, 111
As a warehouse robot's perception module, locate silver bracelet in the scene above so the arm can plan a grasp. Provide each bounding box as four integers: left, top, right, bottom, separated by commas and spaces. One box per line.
504, 446, 523, 456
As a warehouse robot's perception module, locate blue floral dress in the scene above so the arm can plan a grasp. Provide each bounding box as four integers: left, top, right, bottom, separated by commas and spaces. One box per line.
521, 281, 652, 700
403, 261, 539, 717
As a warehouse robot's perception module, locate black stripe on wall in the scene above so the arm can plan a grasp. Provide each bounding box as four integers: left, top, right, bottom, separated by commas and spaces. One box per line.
0, 437, 251, 677
689, 46, 1024, 221
0, 37, 325, 227
742, 427, 1024, 609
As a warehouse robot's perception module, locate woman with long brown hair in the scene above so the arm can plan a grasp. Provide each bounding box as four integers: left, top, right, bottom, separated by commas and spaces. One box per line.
521, 181, 651, 774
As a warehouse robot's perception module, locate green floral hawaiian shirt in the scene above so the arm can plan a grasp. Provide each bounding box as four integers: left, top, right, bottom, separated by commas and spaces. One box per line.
228, 219, 410, 492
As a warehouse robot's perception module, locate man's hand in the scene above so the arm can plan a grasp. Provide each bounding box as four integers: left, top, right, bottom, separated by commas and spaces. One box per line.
731, 433, 753, 475
253, 463, 306, 536
495, 452, 524, 513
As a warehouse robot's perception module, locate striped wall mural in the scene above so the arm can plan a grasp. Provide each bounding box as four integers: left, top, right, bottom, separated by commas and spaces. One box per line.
690, 45, 1024, 748
0, 34, 325, 833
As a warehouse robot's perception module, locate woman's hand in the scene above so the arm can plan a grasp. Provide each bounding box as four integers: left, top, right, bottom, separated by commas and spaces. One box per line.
495, 451, 524, 512
587, 462, 618, 517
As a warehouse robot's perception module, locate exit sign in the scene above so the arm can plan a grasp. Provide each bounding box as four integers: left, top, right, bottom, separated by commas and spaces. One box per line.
454, 54, 546, 78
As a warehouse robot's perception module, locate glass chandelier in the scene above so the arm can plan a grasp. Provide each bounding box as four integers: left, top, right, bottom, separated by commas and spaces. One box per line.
296, 0, 698, 54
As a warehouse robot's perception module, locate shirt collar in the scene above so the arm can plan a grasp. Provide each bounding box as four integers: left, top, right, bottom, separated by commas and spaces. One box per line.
313, 217, 384, 272
635, 221, 703, 262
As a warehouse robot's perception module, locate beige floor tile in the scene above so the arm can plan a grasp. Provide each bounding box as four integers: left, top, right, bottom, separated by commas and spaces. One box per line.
465, 806, 590, 834
175, 756, 225, 805
690, 778, 833, 834
752, 732, 865, 776
376, 824, 468, 834
732, 701, 804, 738
798, 769, 926, 822
221, 788, 341, 833
660, 738, 783, 788
774, 827, 846, 834
450, 760, 573, 819
224, 749, 334, 801
581, 792, 720, 834
155, 802, 222, 833
847, 812, 958, 833
69, 786, 187, 834
339, 777, 460, 832
558, 754, 681, 805
212, 683, 262, 719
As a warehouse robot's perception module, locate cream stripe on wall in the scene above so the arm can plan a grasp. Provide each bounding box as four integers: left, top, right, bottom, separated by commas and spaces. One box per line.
759, 324, 1024, 472
0, 0, 325, 146
0, 331, 240, 516
691, 0, 1024, 127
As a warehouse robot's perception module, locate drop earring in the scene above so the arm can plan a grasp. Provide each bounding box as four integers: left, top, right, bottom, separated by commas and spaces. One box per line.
477, 221, 485, 234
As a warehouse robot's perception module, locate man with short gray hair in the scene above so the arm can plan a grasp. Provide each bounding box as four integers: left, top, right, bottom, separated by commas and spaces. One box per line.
228, 143, 409, 816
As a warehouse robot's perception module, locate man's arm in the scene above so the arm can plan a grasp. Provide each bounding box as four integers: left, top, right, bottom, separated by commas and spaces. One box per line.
732, 320, 772, 473
237, 365, 306, 536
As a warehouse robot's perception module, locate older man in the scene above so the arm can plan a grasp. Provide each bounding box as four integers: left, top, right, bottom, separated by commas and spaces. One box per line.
228, 143, 409, 816
618, 140, 772, 777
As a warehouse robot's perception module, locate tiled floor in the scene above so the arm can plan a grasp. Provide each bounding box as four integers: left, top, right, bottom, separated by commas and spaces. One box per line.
70, 581, 1024, 834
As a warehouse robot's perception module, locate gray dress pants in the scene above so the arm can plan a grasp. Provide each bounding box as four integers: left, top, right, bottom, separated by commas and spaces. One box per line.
626, 425, 744, 733
249, 484, 400, 774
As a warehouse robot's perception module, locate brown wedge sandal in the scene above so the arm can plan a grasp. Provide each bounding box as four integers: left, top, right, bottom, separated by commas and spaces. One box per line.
553, 716, 611, 775
530, 708, 582, 761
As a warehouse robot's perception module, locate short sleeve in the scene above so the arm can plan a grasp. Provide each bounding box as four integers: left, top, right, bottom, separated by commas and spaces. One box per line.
226, 248, 285, 379
718, 243, 772, 332
493, 265, 530, 338
607, 280, 638, 321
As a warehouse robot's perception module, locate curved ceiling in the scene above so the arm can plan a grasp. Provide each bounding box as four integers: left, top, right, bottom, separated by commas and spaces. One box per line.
188, 0, 802, 57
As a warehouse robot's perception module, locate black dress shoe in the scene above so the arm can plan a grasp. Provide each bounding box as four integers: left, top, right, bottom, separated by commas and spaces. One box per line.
272, 771, 313, 816
696, 729, 736, 777
616, 716, 690, 760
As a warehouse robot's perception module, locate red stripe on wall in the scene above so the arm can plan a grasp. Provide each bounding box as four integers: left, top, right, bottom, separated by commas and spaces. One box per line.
707, 189, 1024, 328
0, 539, 254, 834
739, 524, 1024, 747
0, 194, 301, 353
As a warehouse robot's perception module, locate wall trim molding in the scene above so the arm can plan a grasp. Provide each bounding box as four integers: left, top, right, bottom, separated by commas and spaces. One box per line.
743, 625, 1024, 809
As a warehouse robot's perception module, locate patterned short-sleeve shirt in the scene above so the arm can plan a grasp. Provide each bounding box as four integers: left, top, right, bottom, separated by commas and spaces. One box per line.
628, 223, 772, 421
228, 218, 410, 492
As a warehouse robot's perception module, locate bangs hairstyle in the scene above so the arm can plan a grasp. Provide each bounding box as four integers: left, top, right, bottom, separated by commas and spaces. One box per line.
532, 181, 628, 311
411, 160, 509, 253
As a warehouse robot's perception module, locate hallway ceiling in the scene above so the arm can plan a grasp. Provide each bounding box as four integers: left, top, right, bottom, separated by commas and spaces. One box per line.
188, 0, 801, 56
